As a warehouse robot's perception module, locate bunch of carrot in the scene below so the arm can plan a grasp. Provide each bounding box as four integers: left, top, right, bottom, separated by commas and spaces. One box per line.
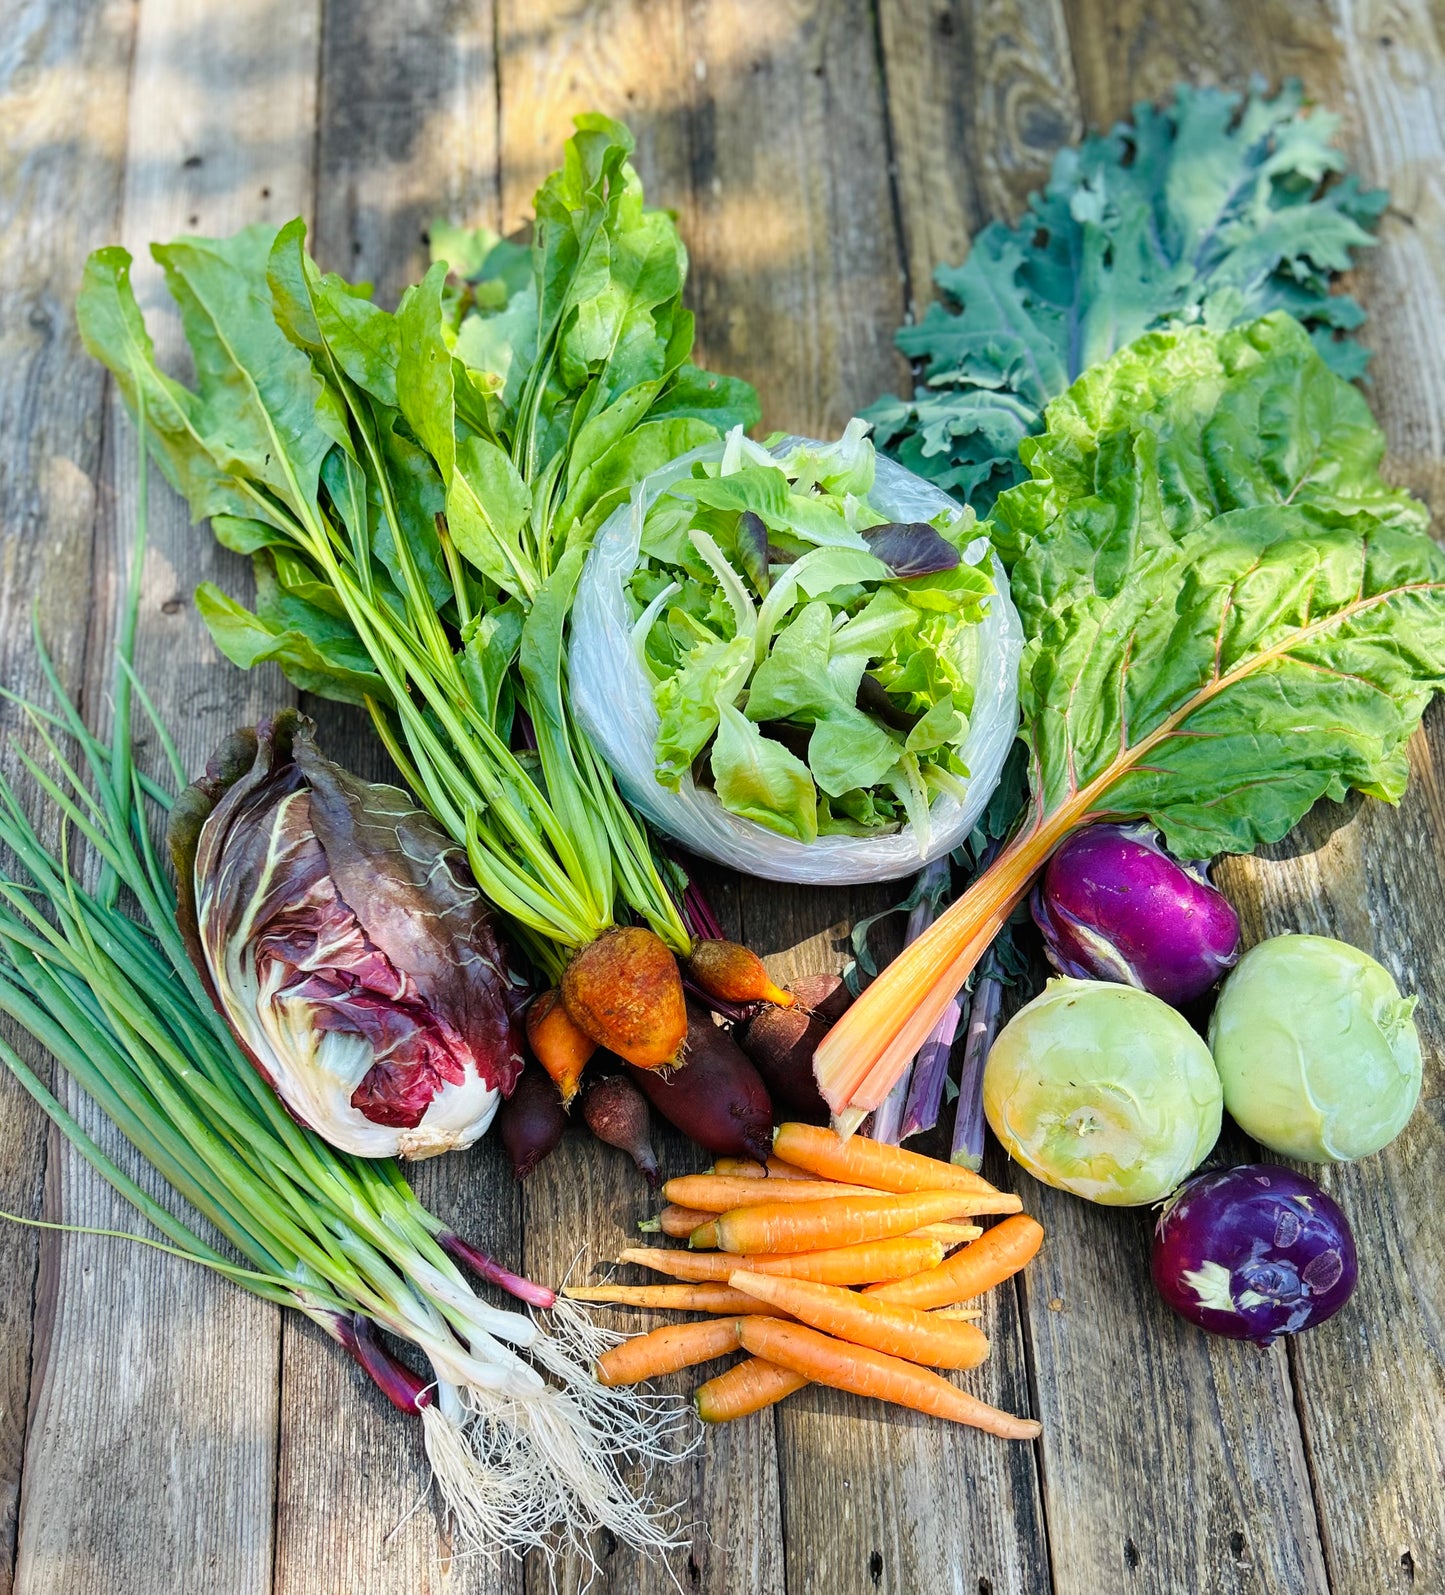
564, 1122, 1045, 1439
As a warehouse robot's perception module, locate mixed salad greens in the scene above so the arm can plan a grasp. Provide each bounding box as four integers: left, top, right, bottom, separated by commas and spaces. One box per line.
625, 424, 998, 845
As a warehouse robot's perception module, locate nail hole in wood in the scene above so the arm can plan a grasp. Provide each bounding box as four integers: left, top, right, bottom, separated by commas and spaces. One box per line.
868, 1549, 883, 1584
1124, 1537, 1140, 1571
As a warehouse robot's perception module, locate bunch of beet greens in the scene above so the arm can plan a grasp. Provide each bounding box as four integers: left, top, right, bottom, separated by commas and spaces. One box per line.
78, 113, 759, 1079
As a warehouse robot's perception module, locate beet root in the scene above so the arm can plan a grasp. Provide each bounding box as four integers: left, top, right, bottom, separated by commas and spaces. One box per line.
562, 926, 687, 1068
687, 940, 794, 1008
789, 972, 853, 1026
497, 1064, 568, 1179
627, 1002, 774, 1162
738, 973, 852, 1125
580, 1074, 661, 1187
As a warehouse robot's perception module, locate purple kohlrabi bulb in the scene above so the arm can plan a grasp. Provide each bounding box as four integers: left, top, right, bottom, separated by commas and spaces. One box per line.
1032, 822, 1241, 1008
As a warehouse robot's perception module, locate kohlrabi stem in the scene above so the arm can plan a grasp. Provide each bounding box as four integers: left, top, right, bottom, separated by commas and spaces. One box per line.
951, 966, 1002, 1170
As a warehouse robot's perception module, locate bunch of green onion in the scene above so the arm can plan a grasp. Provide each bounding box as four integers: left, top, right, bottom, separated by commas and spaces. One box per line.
0, 461, 689, 1560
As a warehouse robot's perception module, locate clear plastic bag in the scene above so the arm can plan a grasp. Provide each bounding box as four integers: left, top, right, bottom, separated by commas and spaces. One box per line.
569, 435, 1023, 885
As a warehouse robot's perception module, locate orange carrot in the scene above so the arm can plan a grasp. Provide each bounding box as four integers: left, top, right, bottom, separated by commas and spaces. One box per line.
711, 1156, 815, 1181
563, 1283, 791, 1316
594, 1318, 744, 1385
773, 1122, 1002, 1196
615, 1236, 944, 1286
737, 1318, 1041, 1439
641, 1204, 716, 1239
708, 1191, 1018, 1255
525, 988, 596, 1105
688, 1217, 982, 1250
728, 1270, 991, 1370
664, 1173, 879, 1210
867, 1215, 1045, 1310
695, 1357, 808, 1422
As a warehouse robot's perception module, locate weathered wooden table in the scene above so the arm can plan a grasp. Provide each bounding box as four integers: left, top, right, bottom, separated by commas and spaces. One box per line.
3, 1, 1442, 1591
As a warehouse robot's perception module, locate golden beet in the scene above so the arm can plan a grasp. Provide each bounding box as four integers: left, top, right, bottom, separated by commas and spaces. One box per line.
561, 927, 687, 1068
525, 988, 595, 1105
688, 940, 794, 1008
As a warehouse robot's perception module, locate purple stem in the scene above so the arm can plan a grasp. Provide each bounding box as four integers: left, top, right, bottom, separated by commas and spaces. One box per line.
513, 704, 538, 752
950, 973, 1002, 1170
681, 877, 725, 943
899, 993, 963, 1141
868, 857, 951, 1145
681, 973, 756, 1025
335, 1314, 432, 1413
438, 1230, 557, 1310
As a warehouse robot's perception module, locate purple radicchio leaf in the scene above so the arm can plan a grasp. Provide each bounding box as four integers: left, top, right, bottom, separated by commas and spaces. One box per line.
862, 521, 961, 579
175, 711, 526, 1159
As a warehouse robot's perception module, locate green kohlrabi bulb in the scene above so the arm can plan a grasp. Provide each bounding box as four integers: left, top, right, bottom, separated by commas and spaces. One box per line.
984, 978, 1222, 1206
1208, 934, 1422, 1162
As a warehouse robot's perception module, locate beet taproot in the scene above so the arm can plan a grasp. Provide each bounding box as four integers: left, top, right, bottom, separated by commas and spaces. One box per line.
581, 1073, 661, 1187
738, 973, 852, 1124
626, 1002, 773, 1162
688, 940, 794, 1008
525, 987, 595, 1105
497, 1064, 568, 1179
562, 926, 687, 1068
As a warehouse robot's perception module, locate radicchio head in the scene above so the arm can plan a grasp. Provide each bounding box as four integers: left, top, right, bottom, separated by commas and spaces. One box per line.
168, 713, 526, 1158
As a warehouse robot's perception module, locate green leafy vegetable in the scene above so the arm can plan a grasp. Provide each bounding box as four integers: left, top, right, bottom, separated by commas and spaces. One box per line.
865, 81, 1386, 514
626, 424, 998, 840
814, 310, 1445, 1128
78, 115, 760, 977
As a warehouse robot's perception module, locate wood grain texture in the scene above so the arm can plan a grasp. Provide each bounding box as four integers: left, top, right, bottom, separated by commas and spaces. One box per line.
742, 889, 1050, 1595
876, 0, 1081, 306
282, 6, 527, 1590
0, 2, 140, 1587
1060, 0, 1345, 129
316, 0, 499, 306
679, 0, 910, 434
1215, 8, 1445, 1591
12, 0, 320, 1590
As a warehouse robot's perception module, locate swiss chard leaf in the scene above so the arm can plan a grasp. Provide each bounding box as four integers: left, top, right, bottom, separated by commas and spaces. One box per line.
867, 81, 1387, 516
995, 313, 1445, 860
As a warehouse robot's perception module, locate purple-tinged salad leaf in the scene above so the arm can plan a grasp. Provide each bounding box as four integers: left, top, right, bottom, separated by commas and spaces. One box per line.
862, 521, 961, 578
1033, 821, 1240, 1006
168, 711, 527, 1159
1152, 1164, 1358, 1344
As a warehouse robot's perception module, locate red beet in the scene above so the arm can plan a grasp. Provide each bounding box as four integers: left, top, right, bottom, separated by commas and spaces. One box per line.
739, 973, 851, 1124
496, 1064, 567, 1179
581, 1073, 661, 1187
626, 1002, 774, 1162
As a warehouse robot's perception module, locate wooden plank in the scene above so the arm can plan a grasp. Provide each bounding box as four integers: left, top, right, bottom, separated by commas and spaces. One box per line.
272, 6, 526, 1591
492, 6, 787, 1589
743, 889, 1051, 1595
1060, 0, 1344, 129
271, 1139, 522, 1595
1221, 7, 1445, 1590
0, 2, 141, 1588
876, 0, 1081, 305
679, 0, 911, 436
11, 0, 322, 1590
314, 0, 501, 305
1000, 7, 1365, 1592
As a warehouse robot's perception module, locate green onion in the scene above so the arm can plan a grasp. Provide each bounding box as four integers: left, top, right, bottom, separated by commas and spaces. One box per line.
0, 426, 690, 1560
